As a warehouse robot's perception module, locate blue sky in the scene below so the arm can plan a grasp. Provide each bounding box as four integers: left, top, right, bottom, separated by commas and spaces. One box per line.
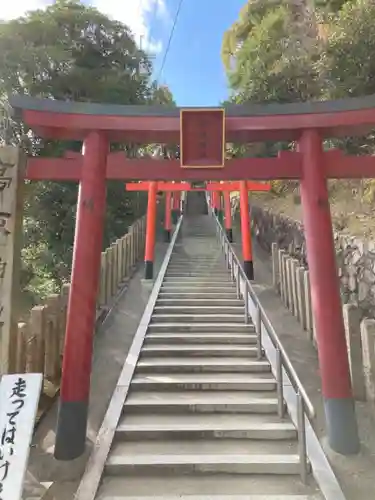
151, 0, 245, 106
2, 0, 246, 106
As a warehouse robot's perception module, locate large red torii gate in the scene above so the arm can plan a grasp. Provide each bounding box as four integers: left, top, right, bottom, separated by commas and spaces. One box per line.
11, 93, 375, 461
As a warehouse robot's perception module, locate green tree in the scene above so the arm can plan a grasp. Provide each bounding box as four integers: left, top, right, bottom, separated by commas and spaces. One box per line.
0, 0, 174, 303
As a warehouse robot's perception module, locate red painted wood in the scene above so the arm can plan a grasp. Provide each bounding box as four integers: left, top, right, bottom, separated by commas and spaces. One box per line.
26, 150, 375, 181
26, 152, 301, 181
60, 132, 108, 402
165, 192, 172, 231
207, 181, 271, 191
145, 182, 157, 262
239, 181, 252, 262
223, 191, 232, 230
22, 106, 375, 143
299, 130, 352, 400
180, 109, 224, 168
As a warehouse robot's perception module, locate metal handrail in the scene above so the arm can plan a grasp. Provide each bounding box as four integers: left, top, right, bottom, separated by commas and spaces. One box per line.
213, 212, 315, 483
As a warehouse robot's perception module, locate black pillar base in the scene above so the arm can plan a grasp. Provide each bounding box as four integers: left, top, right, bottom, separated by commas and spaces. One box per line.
226, 228, 233, 242
244, 260, 254, 280
54, 400, 88, 460
164, 229, 171, 242
214, 208, 218, 216
145, 260, 153, 280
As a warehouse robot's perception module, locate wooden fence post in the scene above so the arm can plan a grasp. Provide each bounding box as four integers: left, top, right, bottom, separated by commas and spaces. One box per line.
29, 306, 46, 374
16, 322, 27, 373
60, 284, 70, 355
272, 242, 279, 291
44, 295, 61, 383
296, 266, 307, 330
111, 242, 118, 295
343, 303, 366, 401
106, 248, 113, 302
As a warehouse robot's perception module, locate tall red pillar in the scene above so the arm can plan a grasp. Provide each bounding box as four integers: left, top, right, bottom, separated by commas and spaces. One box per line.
212, 191, 219, 215
144, 181, 157, 279
164, 191, 172, 242
223, 191, 233, 242
239, 181, 254, 280
172, 191, 180, 224
299, 129, 359, 454
55, 132, 108, 460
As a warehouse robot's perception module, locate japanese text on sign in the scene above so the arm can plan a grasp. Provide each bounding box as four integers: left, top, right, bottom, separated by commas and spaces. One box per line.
0, 374, 42, 500
180, 109, 225, 168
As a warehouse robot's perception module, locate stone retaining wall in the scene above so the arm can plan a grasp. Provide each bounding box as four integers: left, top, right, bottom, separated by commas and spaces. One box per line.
252, 205, 375, 319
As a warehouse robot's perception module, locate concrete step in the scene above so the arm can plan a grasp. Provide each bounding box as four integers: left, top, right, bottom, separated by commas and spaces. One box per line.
136, 357, 271, 374
106, 439, 302, 475
100, 495, 318, 500
144, 333, 257, 345
130, 373, 276, 391
147, 323, 255, 333
166, 270, 229, 275
116, 413, 297, 440
158, 292, 238, 299
163, 277, 232, 283
156, 298, 243, 306
140, 345, 258, 358
153, 306, 245, 315
161, 285, 237, 292
124, 390, 281, 414
150, 314, 246, 324
98, 474, 322, 498
163, 281, 234, 288
105, 453, 302, 476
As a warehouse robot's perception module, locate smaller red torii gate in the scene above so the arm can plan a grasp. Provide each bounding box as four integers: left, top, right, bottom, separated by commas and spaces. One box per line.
125, 180, 271, 281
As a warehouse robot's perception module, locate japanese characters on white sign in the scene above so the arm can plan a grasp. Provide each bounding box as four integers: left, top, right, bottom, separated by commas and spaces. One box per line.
0, 373, 42, 500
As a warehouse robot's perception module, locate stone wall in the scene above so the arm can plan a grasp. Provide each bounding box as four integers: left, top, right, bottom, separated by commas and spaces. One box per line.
252, 205, 375, 319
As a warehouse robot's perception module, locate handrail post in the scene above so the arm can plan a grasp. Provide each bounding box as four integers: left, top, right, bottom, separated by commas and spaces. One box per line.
256, 304, 262, 359
236, 265, 240, 299
297, 391, 308, 484
276, 346, 285, 418
244, 280, 249, 324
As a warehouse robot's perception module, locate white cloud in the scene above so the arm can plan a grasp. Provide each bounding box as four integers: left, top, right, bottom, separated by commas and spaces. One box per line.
0, 1, 52, 20
93, 0, 169, 54
0, 0, 168, 54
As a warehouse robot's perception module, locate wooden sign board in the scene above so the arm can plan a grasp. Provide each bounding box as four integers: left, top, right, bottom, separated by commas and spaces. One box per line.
180, 109, 225, 168
0, 373, 43, 500
0, 147, 25, 375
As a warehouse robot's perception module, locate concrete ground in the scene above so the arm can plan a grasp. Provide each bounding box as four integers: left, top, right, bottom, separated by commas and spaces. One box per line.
232, 222, 375, 500
25, 237, 171, 500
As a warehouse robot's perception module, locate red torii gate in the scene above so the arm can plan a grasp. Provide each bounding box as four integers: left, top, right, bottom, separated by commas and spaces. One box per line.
11, 93, 375, 461
125, 181, 271, 280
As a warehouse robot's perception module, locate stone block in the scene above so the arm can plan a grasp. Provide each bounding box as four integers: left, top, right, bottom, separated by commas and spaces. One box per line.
291, 259, 299, 318
272, 242, 279, 291
343, 303, 366, 401
361, 318, 375, 403
296, 266, 307, 330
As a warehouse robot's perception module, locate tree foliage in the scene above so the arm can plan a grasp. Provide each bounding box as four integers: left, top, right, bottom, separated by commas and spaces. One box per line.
0, 0, 174, 305
222, 0, 375, 194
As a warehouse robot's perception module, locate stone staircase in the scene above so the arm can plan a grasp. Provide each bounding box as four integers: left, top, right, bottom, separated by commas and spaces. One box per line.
94, 215, 324, 499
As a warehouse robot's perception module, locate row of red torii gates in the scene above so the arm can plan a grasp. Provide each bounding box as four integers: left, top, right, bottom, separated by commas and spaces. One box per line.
11, 93, 375, 461
125, 180, 270, 280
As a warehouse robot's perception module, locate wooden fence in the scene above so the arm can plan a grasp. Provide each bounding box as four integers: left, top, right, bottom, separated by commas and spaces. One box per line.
14, 216, 146, 420
271, 242, 375, 406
